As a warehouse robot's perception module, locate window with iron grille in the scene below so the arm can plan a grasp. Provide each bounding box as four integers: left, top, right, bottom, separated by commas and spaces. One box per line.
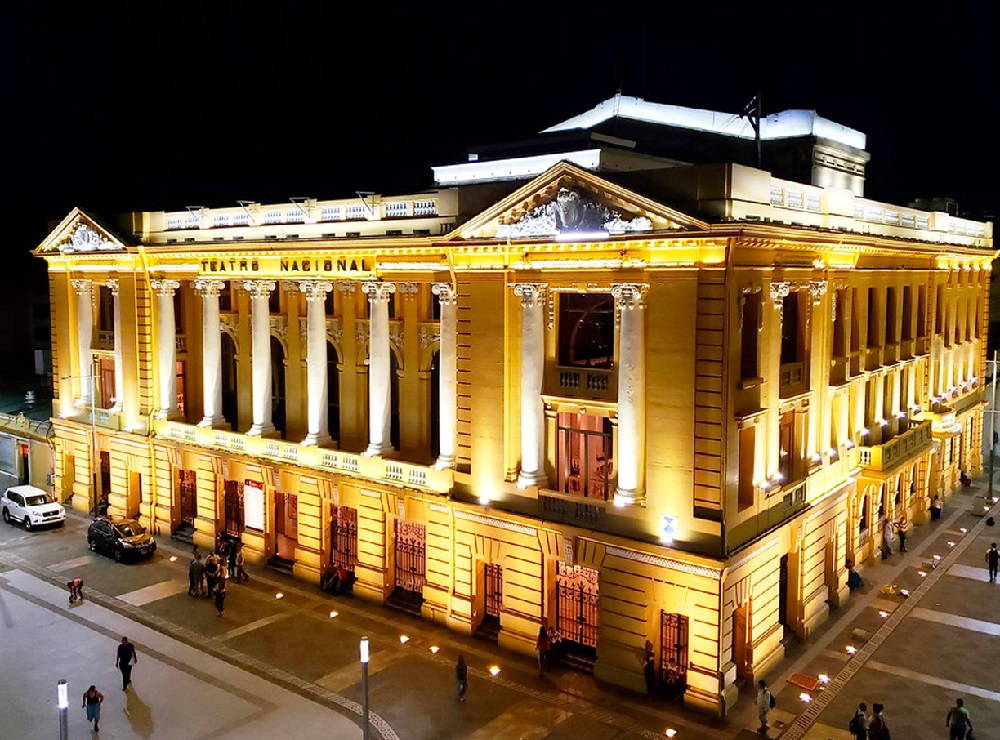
330, 505, 358, 569
234, 212, 250, 226
224, 480, 244, 537
346, 204, 367, 220
414, 200, 436, 216
385, 201, 408, 218
264, 210, 282, 224
660, 612, 689, 682
320, 206, 342, 222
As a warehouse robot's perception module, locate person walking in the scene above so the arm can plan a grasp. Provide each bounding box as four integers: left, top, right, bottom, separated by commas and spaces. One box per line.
755, 679, 772, 734
456, 655, 468, 702
205, 552, 219, 597
848, 702, 868, 740
235, 544, 249, 582
115, 637, 137, 691
931, 494, 943, 520
946, 697, 973, 739
868, 702, 890, 740
67, 578, 84, 603
190, 553, 206, 596
986, 543, 999, 583
82, 685, 104, 732
214, 572, 227, 617
895, 516, 909, 553
535, 626, 551, 676
643, 651, 656, 697
227, 539, 239, 579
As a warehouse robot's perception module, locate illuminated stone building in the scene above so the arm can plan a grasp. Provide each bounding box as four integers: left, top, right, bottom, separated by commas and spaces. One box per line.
35, 96, 995, 715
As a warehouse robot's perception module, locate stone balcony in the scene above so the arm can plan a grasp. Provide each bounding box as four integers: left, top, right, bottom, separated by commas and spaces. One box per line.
544, 364, 617, 402
153, 419, 453, 494
858, 419, 932, 472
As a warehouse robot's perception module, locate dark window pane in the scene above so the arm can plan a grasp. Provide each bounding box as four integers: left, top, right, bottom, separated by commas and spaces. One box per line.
558, 293, 614, 369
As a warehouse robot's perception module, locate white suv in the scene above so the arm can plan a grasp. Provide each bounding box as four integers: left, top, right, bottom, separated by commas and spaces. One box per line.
1, 485, 66, 530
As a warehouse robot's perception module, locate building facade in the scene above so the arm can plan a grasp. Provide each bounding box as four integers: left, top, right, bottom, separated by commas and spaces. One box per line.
35, 100, 995, 716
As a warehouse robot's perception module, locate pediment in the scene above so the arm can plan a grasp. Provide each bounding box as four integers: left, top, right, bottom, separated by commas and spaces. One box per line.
35, 208, 128, 255
451, 162, 708, 241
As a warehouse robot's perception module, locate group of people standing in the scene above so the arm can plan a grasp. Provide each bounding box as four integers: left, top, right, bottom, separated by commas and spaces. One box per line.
850, 698, 973, 739
188, 535, 248, 617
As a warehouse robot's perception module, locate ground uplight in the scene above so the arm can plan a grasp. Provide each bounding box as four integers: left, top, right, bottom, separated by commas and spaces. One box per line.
799, 692, 812, 703
399, 635, 409, 644
665, 730, 677, 738
846, 645, 857, 654
275, 592, 284, 599
489, 665, 500, 677
818, 674, 829, 684
429, 646, 439, 654
329, 611, 338, 618
879, 611, 888, 618
169, 556, 177, 562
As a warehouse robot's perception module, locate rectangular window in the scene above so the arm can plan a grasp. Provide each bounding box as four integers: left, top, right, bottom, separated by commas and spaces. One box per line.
559, 293, 614, 369
832, 289, 846, 358
778, 412, 794, 484
740, 293, 760, 379
902, 286, 913, 341
413, 200, 436, 216
346, 204, 367, 220
780, 292, 802, 364
234, 212, 250, 227
320, 206, 342, 222
243, 480, 265, 531
264, 210, 282, 224
176, 361, 186, 418
885, 287, 897, 344
385, 201, 408, 218
738, 426, 755, 511
850, 290, 861, 351
917, 286, 927, 339
867, 287, 879, 348
213, 214, 231, 227
557, 412, 613, 500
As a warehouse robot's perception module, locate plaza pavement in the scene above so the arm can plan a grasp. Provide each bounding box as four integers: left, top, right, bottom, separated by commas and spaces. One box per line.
2, 477, 1000, 740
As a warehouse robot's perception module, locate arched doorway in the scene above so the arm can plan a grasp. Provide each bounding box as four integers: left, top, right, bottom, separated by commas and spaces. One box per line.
221, 333, 238, 428
328, 342, 340, 444
270, 337, 286, 437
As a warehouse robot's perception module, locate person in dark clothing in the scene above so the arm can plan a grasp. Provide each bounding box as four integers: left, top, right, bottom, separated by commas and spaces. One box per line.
535, 626, 551, 676
849, 702, 868, 740
115, 637, 137, 691
946, 697, 973, 740
227, 540, 239, 578
643, 652, 656, 697
987, 543, 999, 583
82, 685, 104, 732
204, 553, 220, 597
214, 573, 227, 617
67, 578, 84, 603
456, 655, 468, 701
189, 554, 205, 596
868, 702, 890, 740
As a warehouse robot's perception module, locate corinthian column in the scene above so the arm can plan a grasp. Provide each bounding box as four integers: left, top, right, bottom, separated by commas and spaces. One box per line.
244, 280, 276, 436
151, 279, 181, 419
613, 283, 647, 505
71, 279, 94, 405
301, 280, 334, 445
194, 279, 226, 428
432, 283, 457, 469
106, 280, 125, 413
514, 283, 547, 488
362, 281, 396, 456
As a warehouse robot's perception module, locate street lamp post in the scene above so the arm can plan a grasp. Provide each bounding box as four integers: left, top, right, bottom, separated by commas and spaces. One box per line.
57, 679, 68, 740
360, 636, 370, 740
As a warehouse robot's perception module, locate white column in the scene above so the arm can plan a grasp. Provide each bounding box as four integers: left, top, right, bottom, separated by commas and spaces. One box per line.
514, 283, 547, 488
107, 280, 125, 413
71, 279, 94, 405
432, 283, 457, 469
301, 280, 334, 446
194, 279, 226, 428
151, 279, 181, 420
244, 280, 276, 436
363, 281, 396, 456
613, 284, 647, 505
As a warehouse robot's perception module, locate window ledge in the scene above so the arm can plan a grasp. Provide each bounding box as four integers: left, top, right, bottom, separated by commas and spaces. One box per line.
738, 377, 763, 390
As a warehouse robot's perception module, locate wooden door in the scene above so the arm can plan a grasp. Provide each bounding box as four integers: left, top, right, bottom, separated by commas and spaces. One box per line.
734, 606, 751, 681
275, 493, 297, 560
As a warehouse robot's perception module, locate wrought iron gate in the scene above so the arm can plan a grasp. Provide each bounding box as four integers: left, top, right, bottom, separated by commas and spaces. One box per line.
330, 505, 358, 570
224, 480, 244, 537
660, 612, 689, 681
394, 521, 426, 594
555, 563, 599, 649
484, 564, 503, 619
179, 470, 197, 525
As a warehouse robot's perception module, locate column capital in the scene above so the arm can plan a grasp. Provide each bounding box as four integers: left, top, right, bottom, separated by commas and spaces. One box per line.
769, 281, 791, 304
513, 283, 547, 309
612, 283, 648, 311
432, 282, 457, 306
362, 280, 396, 303
150, 278, 181, 297
397, 282, 419, 299
105, 279, 120, 297
299, 280, 335, 301
193, 278, 226, 297
70, 278, 93, 296
243, 279, 276, 299
336, 280, 357, 295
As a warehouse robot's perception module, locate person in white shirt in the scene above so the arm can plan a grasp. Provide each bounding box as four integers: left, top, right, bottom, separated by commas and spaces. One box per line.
756, 679, 771, 734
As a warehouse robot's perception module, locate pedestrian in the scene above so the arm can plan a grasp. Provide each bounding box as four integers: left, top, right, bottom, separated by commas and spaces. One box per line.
895, 516, 909, 553
847, 561, 864, 591
456, 655, 468, 701
228, 539, 239, 579
868, 702, 890, 740
848, 701, 868, 740
643, 651, 656, 697
535, 625, 551, 676
986, 543, 999, 584
67, 577, 84, 603
115, 637, 137, 691
82, 685, 103, 732
189, 553, 206, 596
235, 543, 249, 582
931, 494, 943, 520
205, 552, 219, 597
755, 679, 772, 734
946, 697, 973, 739
881, 517, 894, 559
214, 572, 227, 617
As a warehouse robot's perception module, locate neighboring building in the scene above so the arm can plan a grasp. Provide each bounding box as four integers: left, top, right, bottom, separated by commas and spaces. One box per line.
34, 96, 995, 716
0, 392, 54, 492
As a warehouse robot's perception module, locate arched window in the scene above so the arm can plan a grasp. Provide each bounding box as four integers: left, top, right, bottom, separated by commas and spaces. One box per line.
328, 342, 340, 443
271, 337, 286, 437
221, 333, 238, 428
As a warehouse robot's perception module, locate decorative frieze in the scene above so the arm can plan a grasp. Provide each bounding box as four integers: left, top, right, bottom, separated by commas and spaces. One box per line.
605, 545, 718, 580
455, 509, 537, 536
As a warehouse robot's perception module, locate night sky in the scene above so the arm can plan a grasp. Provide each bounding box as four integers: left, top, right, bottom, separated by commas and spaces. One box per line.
2, 5, 997, 277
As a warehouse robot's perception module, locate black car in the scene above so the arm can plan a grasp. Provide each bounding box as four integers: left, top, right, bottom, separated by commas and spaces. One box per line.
87, 517, 157, 562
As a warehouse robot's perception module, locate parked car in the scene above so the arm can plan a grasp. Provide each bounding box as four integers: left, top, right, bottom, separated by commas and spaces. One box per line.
1, 485, 66, 530
87, 516, 157, 562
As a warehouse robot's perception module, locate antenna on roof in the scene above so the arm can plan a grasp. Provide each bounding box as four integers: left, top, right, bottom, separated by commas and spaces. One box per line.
740, 93, 763, 169
237, 200, 259, 226
289, 197, 312, 219
356, 191, 376, 218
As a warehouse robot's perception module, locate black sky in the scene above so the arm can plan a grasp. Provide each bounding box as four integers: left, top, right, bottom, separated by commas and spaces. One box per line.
3, 3, 997, 274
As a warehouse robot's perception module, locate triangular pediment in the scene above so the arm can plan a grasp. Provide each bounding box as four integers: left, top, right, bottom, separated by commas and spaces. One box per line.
450, 162, 708, 241
34, 208, 128, 255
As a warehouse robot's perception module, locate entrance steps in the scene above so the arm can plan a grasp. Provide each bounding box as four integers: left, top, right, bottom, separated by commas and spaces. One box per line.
474, 617, 501, 644
171, 523, 196, 550
266, 555, 295, 575
385, 588, 423, 617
